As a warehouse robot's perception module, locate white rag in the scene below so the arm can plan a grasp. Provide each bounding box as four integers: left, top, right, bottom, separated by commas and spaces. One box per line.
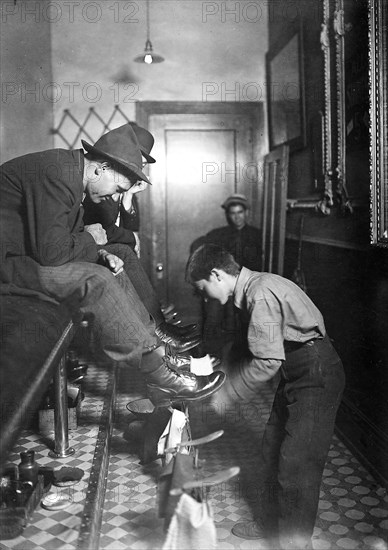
158, 409, 189, 463
190, 355, 214, 375
162, 493, 217, 550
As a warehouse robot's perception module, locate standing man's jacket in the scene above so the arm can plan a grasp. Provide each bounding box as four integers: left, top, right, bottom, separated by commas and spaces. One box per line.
205, 224, 262, 271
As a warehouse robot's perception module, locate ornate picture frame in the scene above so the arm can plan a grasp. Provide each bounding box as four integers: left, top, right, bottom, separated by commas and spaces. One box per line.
369, 0, 388, 246
334, 0, 370, 215
286, 0, 335, 216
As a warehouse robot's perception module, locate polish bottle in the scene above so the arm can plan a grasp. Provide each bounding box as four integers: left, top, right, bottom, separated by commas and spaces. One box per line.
14, 465, 26, 506
18, 451, 39, 487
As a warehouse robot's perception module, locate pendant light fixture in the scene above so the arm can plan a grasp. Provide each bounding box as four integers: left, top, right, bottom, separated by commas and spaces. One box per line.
134, 0, 164, 64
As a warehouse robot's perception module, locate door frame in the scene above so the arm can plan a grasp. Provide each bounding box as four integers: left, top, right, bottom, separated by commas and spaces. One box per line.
135, 101, 265, 278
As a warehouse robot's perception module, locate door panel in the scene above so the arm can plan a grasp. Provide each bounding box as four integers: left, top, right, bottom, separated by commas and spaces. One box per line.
166, 129, 236, 318
145, 110, 259, 322
261, 145, 289, 275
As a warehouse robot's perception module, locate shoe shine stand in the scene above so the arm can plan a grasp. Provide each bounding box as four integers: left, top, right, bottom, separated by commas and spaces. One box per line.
158, 428, 240, 532
150, 344, 239, 533
128, 341, 239, 533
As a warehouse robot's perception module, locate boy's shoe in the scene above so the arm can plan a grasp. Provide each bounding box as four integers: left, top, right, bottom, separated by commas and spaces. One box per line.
232, 520, 267, 540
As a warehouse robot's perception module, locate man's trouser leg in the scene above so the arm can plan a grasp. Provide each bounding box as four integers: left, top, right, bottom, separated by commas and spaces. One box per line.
261, 336, 345, 550
103, 243, 164, 326
38, 262, 157, 367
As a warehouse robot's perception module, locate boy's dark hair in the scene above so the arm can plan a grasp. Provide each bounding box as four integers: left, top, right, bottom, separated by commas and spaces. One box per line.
186, 244, 240, 283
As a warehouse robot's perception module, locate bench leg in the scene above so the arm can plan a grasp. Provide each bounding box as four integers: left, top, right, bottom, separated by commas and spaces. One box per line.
49, 355, 75, 458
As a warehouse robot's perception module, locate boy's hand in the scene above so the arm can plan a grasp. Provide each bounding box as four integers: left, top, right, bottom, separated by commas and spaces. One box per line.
98, 250, 124, 275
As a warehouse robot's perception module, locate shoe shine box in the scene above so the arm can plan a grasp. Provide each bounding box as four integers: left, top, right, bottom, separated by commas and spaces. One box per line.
38, 387, 81, 431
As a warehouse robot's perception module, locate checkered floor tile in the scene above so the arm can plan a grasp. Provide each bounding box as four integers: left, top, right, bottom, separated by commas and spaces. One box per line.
1, 353, 387, 549
1, 361, 112, 550
100, 359, 387, 550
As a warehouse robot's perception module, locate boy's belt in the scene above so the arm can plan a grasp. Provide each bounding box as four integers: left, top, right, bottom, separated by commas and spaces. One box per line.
284, 338, 317, 353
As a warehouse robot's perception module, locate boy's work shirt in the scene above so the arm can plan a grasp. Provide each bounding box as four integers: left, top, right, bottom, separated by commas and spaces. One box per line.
234, 267, 326, 362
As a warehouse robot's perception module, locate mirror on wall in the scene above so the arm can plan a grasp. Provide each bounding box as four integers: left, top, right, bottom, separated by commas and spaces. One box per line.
334, 0, 370, 211
266, 24, 306, 152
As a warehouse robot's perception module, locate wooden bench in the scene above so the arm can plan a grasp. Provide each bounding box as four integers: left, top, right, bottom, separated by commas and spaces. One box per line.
0, 295, 77, 471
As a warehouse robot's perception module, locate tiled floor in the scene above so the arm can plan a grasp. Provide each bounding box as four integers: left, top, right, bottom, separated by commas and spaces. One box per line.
0, 361, 112, 550
1, 355, 387, 549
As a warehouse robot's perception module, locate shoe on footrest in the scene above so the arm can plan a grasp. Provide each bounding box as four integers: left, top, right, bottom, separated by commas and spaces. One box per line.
164, 352, 192, 371
156, 321, 199, 339
146, 361, 225, 407
161, 303, 181, 324
165, 354, 221, 375
161, 303, 176, 316
154, 326, 201, 353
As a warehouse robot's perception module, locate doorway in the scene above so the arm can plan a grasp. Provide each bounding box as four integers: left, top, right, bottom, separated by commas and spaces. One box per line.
136, 102, 265, 322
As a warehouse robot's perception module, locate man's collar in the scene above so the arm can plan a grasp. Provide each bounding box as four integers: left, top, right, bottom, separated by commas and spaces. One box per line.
228, 223, 247, 231
234, 266, 254, 309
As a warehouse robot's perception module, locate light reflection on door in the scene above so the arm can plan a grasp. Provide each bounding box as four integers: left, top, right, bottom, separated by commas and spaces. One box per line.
165, 129, 236, 320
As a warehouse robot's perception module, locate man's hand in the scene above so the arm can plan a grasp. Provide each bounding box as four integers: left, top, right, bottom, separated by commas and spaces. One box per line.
121, 182, 147, 209
121, 190, 133, 212
98, 249, 124, 275
85, 223, 108, 245
133, 231, 141, 258
129, 181, 148, 195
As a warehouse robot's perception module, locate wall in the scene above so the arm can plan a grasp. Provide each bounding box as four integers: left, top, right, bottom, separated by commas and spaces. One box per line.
268, 0, 388, 484
47, 0, 268, 147
1, 1, 269, 153
0, 1, 54, 163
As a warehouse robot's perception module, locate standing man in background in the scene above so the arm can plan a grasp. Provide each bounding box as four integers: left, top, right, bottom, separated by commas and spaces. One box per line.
206, 194, 261, 270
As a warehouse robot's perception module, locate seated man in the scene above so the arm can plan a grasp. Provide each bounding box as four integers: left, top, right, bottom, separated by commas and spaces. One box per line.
186, 244, 345, 550
83, 122, 197, 347
0, 124, 225, 406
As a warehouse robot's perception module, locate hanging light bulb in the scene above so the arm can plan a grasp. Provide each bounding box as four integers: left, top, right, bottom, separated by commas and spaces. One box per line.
134, 0, 164, 64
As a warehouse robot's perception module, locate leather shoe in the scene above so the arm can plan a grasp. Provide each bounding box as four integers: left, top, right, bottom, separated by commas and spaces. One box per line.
146, 361, 225, 406
155, 321, 199, 341
165, 353, 221, 373
164, 352, 191, 371
154, 327, 201, 353
231, 520, 266, 540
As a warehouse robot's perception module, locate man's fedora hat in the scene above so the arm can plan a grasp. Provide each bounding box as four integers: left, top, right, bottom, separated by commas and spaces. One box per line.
128, 122, 156, 164
81, 124, 151, 184
221, 194, 249, 210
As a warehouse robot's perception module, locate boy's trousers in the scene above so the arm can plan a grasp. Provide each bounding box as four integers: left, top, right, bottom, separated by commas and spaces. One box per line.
261, 335, 345, 549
